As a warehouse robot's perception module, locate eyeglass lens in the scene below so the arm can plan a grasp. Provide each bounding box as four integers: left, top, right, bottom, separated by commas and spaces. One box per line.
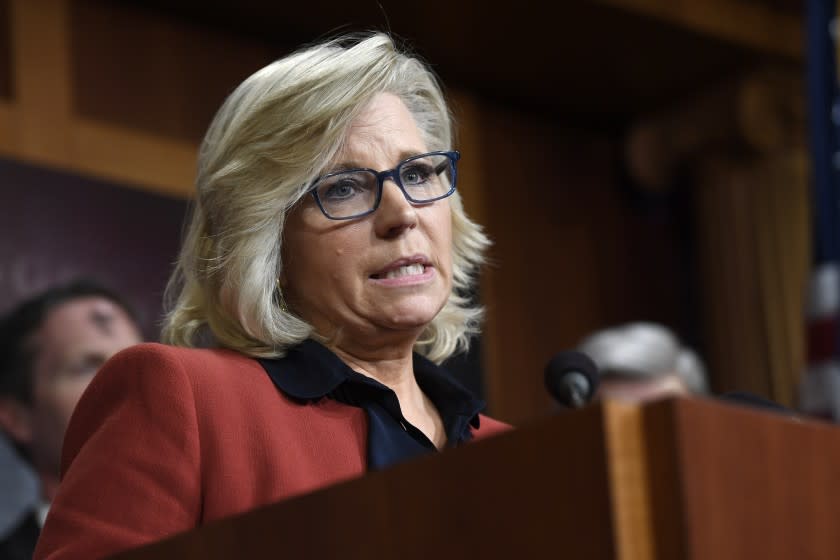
313, 152, 454, 219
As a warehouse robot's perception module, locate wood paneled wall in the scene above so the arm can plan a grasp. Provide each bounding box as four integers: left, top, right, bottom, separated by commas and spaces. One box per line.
0, 0, 806, 424
2, 0, 201, 197
0, 0, 10, 101
459, 102, 689, 423
71, 0, 275, 143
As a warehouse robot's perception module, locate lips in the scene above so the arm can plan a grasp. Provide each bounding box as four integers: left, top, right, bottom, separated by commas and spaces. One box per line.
370, 255, 432, 279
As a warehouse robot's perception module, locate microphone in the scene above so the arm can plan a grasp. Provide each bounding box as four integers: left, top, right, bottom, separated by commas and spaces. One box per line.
544, 351, 600, 409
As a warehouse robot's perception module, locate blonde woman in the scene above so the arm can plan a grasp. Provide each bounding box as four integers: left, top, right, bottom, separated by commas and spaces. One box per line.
35, 33, 509, 560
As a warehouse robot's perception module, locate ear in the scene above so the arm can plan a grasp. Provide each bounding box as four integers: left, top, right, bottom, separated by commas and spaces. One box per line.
0, 397, 33, 445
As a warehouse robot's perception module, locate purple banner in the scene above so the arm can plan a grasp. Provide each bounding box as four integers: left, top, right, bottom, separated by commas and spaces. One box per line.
0, 158, 187, 340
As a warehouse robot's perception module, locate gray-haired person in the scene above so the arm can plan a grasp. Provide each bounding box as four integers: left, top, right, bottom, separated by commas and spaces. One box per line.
578, 322, 708, 403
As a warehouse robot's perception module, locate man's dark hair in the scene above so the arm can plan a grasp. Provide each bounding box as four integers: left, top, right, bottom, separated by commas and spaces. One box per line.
0, 279, 138, 405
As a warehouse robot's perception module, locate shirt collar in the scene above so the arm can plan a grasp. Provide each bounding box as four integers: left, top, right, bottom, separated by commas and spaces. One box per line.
257, 339, 484, 430
258, 338, 349, 399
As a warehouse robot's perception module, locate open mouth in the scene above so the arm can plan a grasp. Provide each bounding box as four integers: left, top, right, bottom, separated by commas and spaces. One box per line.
371, 263, 428, 280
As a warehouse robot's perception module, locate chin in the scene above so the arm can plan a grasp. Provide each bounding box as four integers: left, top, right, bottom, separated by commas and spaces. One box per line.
380, 300, 446, 330
384, 312, 437, 330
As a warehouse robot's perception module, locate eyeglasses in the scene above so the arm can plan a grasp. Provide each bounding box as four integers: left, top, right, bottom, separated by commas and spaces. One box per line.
308, 151, 459, 220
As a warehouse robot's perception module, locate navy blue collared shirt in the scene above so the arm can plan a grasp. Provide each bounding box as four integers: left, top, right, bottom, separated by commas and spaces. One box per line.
257, 339, 485, 471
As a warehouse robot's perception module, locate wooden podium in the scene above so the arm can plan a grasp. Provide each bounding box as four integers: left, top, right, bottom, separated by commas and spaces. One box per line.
112, 398, 840, 560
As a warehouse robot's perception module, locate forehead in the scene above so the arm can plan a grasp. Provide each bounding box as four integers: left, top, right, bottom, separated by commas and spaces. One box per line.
35, 296, 138, 348
336, 93, 427, 161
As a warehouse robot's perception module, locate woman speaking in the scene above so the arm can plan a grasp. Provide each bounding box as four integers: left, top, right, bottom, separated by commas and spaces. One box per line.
34, 32, 508, 559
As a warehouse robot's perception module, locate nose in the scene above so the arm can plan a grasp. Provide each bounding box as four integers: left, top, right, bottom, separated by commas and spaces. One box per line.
373, 178, 418, 238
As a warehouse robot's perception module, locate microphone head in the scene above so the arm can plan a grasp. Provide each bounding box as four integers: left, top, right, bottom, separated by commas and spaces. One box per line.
544, 351, 600, 409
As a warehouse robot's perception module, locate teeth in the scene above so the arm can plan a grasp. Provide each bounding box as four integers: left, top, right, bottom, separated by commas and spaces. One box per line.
384, 264, 425, 279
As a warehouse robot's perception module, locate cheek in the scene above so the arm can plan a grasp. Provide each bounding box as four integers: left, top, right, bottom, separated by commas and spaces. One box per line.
431, 209, 454, 277
113, 320, 143, 348
31, 393, 65, 440
284, 232, 365, 306
38, 377, 93, 425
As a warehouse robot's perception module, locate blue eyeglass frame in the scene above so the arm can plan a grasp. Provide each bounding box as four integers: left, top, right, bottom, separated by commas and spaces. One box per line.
308, 150, 460, 220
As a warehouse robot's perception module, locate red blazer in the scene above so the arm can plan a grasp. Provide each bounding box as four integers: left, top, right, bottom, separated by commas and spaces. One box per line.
34, 343, 510, 559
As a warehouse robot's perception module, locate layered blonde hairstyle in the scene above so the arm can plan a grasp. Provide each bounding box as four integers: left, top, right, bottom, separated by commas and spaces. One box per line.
162, 33, 489, 363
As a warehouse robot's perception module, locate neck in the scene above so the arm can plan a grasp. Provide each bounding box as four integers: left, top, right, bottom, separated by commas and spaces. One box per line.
329, 341, 446, 449
330, 343, 417, 392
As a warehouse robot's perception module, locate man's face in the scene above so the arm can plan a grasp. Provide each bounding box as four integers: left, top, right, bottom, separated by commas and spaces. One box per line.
25, 296, 142, 476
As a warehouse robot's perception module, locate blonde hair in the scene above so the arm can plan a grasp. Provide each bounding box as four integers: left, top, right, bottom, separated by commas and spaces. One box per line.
162, 32, 490, 363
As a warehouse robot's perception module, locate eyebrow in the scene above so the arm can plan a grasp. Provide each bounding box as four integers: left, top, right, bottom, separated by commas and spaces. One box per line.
326, 150, 428, 174
324, 162, 367, 174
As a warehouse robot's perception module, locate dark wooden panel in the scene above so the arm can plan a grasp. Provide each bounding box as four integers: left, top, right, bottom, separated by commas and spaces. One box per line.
0, 0, 11, 101
108, 395, 840, 560
70, 0, 276, 142
113, 406, 616, 560
476, 102, 688, 424
643, 399, 691, 558
115, 0, 795, 130
647, 398, 840, 560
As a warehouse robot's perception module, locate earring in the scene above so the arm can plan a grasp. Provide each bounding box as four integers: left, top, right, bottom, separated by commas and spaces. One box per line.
276, 279, 289, 313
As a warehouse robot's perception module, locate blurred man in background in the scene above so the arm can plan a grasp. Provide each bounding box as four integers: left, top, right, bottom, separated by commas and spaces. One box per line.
0, 280, 142, 559
578, 321, 708, 402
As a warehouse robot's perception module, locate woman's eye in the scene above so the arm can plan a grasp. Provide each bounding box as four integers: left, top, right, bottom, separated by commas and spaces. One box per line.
322, 179, 360, 200
401, 164, 434, 185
